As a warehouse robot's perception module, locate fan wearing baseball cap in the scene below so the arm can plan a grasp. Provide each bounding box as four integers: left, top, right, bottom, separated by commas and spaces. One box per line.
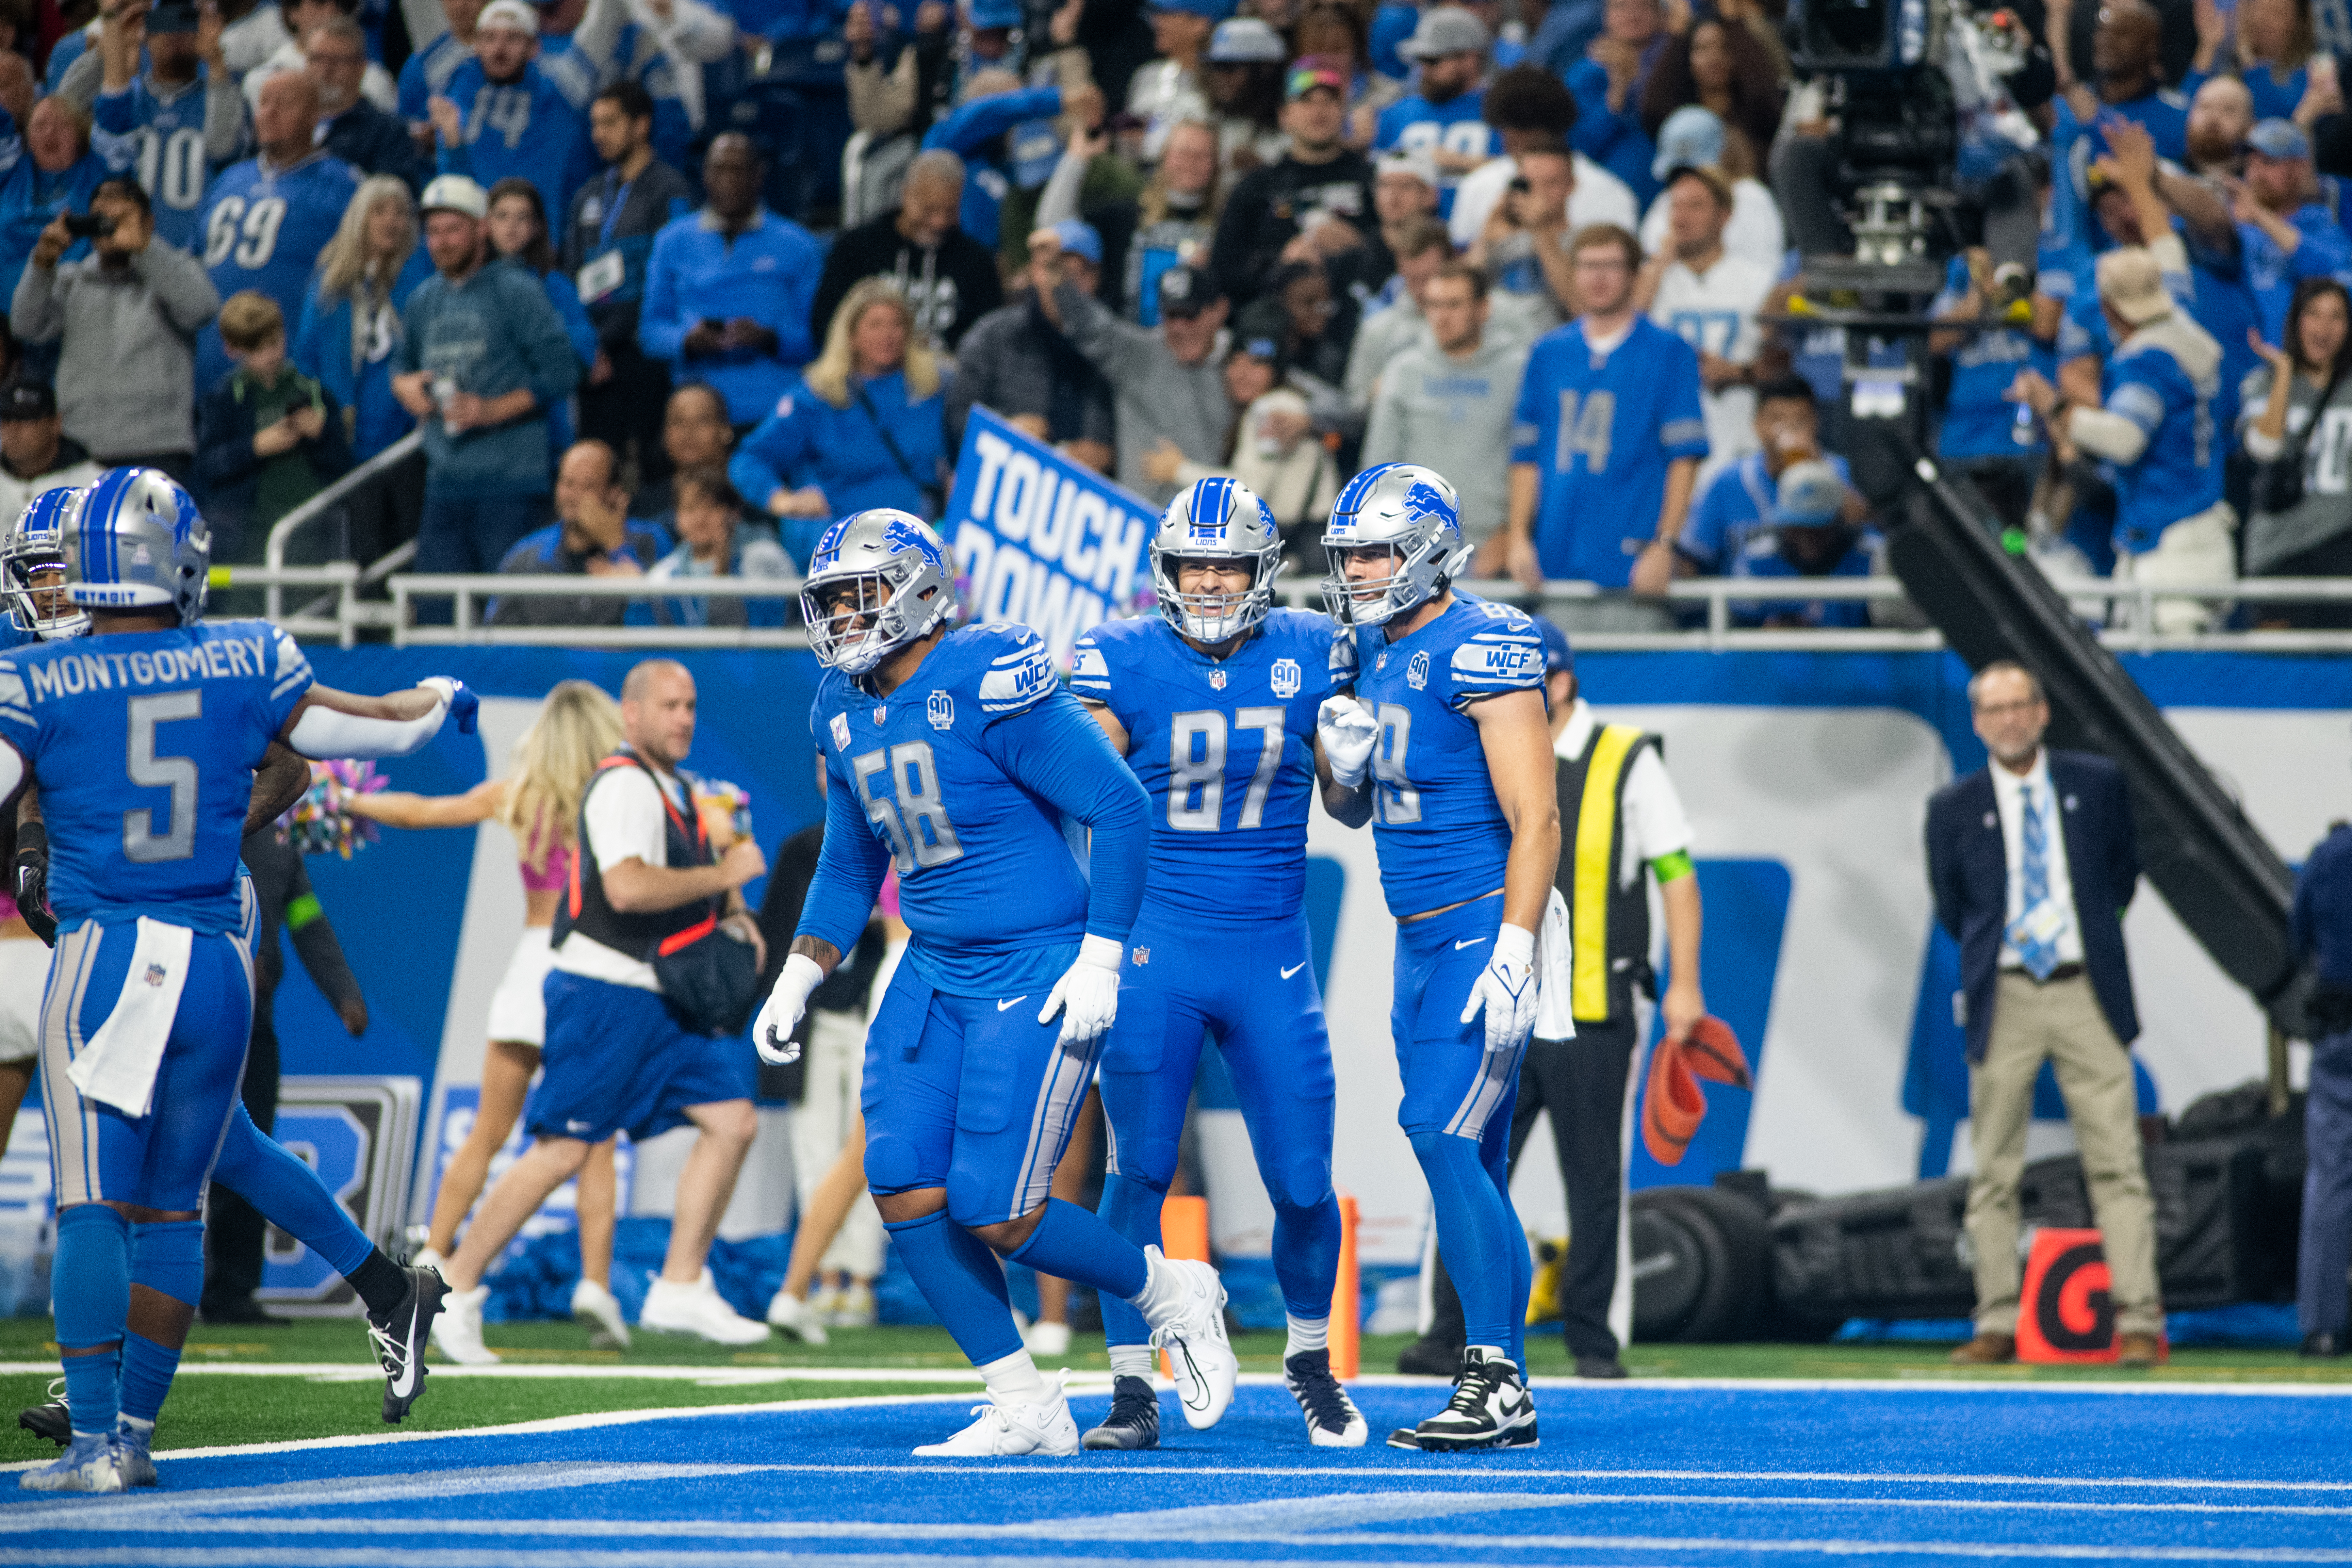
2010, 246, 2233, 632
424, 0, 596, 230
2236, 118, 2352, 343
0, 379, 99, 526
1372, 7, 1498, 220
1208, 62, 1376, 308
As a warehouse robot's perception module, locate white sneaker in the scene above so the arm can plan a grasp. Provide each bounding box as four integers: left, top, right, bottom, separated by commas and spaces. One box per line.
430, 1284, 499, 1365
911, 1378, 1080, 1457
640, 1276, 771, 1345
764, 1287, 831, 1344
811, 1284, 843, 1321
1023, 1318, 1073, 1358
831, 1280, 877, 1328
570, 1277, 631, 1350
1143, 1247, 1236, 1431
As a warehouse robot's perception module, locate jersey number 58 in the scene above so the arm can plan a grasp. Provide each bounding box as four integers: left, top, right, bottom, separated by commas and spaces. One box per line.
852, 741, 964, 875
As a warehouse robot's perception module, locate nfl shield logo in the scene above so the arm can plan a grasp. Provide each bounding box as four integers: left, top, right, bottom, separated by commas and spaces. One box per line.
928, 690, 954, 731
1209, 669, 1227, 690
1133, 947, 1150, 965
142, 964, 166, 988
1407, 651, 1430, 690
829, 714, 850, 750
873, 707, 887, 725
1270, 657, 1302, 698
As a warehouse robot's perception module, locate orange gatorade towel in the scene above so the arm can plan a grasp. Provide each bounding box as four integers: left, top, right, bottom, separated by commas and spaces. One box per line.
1640, 1015, 1751, 1166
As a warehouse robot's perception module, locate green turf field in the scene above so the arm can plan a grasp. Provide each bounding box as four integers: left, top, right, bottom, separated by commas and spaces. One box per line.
4, 1313, 2344, 1459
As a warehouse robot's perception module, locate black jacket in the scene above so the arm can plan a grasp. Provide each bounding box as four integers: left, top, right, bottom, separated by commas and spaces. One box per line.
1210, 151, 1375, 309
1927, 748, 2142, 1061
194, 366, 354, 560
243, 829, 363, 1042
561, 158, 697, 353
944, 292, 1116, 452
809, 211, 1003, 353
320, 99, 432, 193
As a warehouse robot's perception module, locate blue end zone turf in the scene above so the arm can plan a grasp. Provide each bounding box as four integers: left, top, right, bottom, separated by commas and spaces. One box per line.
5, 1381, 2349, 1565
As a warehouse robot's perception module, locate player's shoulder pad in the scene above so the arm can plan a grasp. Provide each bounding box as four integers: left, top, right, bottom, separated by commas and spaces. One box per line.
952, 622, 1058, 718
1444, 594, 1545, 694
1069, 614, 1150, 701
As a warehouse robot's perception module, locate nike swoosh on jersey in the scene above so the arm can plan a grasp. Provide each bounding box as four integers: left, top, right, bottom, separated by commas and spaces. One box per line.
1281, 962, 1306, 979
997, 996, 1030, 1011
1454, 937, 1488, 951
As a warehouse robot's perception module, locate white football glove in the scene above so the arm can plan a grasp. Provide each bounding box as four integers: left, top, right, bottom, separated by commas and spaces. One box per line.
1459, 924, 1539, 1054
754, 953, 826, 1066
1039, 933, 1124, 1047
1317, 695, 1379, 787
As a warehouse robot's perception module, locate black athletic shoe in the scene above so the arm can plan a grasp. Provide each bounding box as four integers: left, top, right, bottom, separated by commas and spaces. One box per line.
1283, 1350, 1368, 1446
1395, 1334, 1461, 1377
1574, 1353, 1628, 1380
366, 1263, 448, 1423
1079, 1375, 1160, 1451
1411, 1347, 1538, 1453
199, 1294, 289, 1326
18, 1381, 68, 1446
1385, 1426, 1424, 1450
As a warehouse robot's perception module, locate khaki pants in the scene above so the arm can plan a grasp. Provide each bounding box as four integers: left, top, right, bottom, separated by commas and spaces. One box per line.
2112, 502, 2236, 635
1964, 972, 2163, 1337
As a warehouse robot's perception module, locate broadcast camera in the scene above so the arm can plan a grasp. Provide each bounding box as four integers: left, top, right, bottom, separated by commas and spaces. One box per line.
1795, 0, 2040, 278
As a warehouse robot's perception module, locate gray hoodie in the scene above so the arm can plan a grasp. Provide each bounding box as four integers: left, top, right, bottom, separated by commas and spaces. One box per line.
13, 242, 221, 460
1052, 277, 1229, 508
1359, 332, 1530, 544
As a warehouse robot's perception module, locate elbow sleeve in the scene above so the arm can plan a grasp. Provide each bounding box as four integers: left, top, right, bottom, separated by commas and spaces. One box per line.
2069, 406, 2150, 464
285, 698, 446, 760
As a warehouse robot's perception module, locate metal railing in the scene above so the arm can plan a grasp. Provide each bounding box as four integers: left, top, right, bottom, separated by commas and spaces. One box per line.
214, 557, 2352, 651
261, 431, 424, 622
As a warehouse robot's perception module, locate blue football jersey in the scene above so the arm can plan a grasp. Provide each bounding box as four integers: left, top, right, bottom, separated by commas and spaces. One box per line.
810, 622, 1096, 996
397, 29, 473, 123
0, 620, 314, 934
1071, 607, 1343, 923
2106, 331, 2224, 552
1345, 592, 1545, 919
95, 75, 236, 252
1510, 317, 1709, 586
193, 151, 363, 388
436, 58, 596, 235
1373, 91, 1497, 215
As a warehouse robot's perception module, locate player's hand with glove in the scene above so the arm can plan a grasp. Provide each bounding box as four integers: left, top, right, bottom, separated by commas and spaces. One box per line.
1039, 933, 1123, 1047
12, 821, 53, 948
1460, 923, 1539, 1053
754, 952, 826, 1066
420, 677, 480, 735
1317, 695, 1379, 787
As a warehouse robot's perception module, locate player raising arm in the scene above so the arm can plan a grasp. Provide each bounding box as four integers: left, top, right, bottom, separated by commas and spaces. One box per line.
752, 510, 1236, 1458
0, 469, 474, 1493
1316, 462, 1561, 1452
1066, 479, 1366, 1451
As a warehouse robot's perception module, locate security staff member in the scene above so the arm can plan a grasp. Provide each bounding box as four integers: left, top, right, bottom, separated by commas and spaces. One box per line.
2292, 820, 2352, 1357
1401, 618, 1703, 1380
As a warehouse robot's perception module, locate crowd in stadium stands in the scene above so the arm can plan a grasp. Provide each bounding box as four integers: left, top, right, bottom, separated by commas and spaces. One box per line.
2, 0, 2352, 629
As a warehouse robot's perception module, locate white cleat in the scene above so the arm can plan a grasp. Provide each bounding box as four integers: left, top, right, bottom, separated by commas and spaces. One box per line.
570, 1277, 631, 1350
430, 1284, 500, 1365
18, 1433, 124, 1492
1144, 1247, 1236, 1431
764, 1287, 831, 1344
830, 1280, 877, 1328
1023, 1318, 1073, 1358
640, 1276, 771, 1345
912, 1379, 1081, 1457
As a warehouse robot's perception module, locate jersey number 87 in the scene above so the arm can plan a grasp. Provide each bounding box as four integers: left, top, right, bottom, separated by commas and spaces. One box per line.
1167, 708, 1284, 832
852, 741, 964, 873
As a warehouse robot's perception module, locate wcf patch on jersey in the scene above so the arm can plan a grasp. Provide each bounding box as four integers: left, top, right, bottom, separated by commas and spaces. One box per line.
1271, 657, 1302, 698
1454, 637, 1544, 681
928, 690, 954, 730
979, 643, 1056, 712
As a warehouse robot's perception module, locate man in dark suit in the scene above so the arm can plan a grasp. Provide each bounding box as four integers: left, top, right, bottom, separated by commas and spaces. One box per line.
1926, 659, 2163, 1367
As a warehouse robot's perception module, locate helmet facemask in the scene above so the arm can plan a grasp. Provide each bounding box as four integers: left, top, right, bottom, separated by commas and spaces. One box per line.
2, 541, 87, 640
1151, 545, 1281, 644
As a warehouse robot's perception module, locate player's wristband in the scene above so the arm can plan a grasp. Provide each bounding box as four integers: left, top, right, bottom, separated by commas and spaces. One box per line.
1075, 932, 1124, 971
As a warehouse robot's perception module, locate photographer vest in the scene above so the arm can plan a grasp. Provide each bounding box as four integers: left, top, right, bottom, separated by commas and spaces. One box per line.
1555, 723, 1664, 1026
557, 747, 722, 964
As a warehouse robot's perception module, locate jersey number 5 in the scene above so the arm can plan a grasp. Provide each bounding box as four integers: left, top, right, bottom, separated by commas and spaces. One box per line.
124, 690, 201, 863
852, 741, 964, 875
1167, 708, 1284, 832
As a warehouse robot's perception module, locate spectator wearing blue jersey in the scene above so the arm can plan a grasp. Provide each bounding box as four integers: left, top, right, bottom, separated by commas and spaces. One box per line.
918, 71, 1073, 257
1678, 376, 1861, 576
71, 0, 244, 254
638, 132, 821, 429
190, 70, 363, 390
2050, 2, 2189, 253
399, 0, 482, 130
295, 173, 431, 559
1931, 249, 2047, 534
306, 16, 432, 191
2011, 244, 2233, 631
484, 175, 597, 462
731, 277, 947, 562
13, 173, 219, 479
1566, 0, 1666, 208
1504, 222, 1707, 620
1374, 7, 1499, 222
392, 172, 583, 587
0, 89, 137, 331
563, 81, 692, 486
2234, 119, 2352, 342
632, 462, 794, 628
425, 0, 595, 227
1713, 457, 1884, 630
555, 0, 739, 178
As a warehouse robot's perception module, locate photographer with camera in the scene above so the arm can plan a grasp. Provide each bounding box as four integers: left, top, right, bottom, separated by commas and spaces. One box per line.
11, 174, 218, 481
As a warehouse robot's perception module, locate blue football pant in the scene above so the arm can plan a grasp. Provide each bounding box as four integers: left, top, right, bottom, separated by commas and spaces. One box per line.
1095, 908, 1341, 1350
1390, 892, 1531, 1365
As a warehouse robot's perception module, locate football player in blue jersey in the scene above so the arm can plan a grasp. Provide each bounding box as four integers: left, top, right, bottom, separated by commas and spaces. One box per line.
1315, 462, 1560, 1452
753, 509, 1239, 1457
0, 468, 477, 1491
1065, 478, 1369, 1451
